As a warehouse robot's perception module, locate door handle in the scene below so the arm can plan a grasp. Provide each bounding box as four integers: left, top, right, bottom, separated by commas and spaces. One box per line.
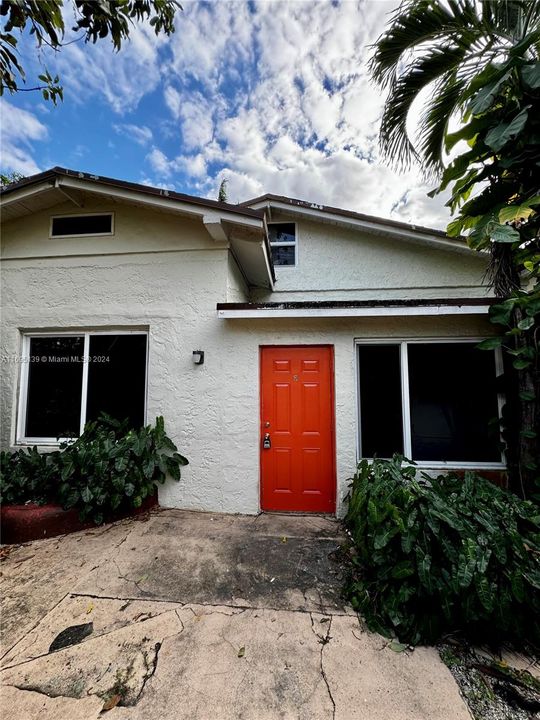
263, 433, 271, 449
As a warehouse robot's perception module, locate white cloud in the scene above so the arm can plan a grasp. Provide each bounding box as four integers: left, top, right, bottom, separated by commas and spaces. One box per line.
10, 0, 451, 229
149, 0, 450, 229
29, 4, 168, 115
146, 147, 171, 176
164, 86, 182, 118
0, 99, 48, 175
113, 123, 153, 146
175, 153, 207, 178
179, 95, 214, 150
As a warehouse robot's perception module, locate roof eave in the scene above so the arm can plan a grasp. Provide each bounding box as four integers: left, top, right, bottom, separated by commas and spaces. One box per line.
243, 194, 468, 253
0, 167, 265, 222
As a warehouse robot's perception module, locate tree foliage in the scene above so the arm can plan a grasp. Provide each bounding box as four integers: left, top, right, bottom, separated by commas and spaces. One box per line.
371, 0, 540, 494
217, 177, 228, 203
0, 0, 182, 103
370, 0, 540, 173
0, 170, 24, 186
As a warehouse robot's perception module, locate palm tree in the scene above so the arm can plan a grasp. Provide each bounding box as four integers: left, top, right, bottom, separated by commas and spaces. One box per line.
370, 1, 540, 497
370, 0, 540, 175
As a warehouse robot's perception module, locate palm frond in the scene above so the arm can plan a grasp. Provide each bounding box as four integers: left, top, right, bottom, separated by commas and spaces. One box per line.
379, 45, 466, 169
487, 242, 521, 297
419, 72, 469, 172
369, 0, 480, 89
371, 0, 540, 172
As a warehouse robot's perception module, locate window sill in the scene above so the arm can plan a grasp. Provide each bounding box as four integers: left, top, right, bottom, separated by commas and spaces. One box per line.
358, 458, 506, 471
14, 439, 71, 448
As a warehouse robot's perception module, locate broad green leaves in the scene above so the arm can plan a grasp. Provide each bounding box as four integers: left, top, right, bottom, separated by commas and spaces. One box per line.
469, 68, 512, 114
0, 413, 188, 524
485, 106, 530, 152
521, 62, 540, 89
344, 456, 540, 646
485, 221, 520, 243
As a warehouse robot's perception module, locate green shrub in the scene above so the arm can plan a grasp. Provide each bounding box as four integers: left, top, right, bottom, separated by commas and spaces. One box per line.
0, 446, 60, 505
344, 456, 540, 646
0, 414, 188, 524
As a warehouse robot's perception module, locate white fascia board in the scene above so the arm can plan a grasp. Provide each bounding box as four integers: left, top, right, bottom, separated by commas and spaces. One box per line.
56, 176, 264, 229
0, 181, 55, 206
217, 304, 491, 319
249, 199, 469, 254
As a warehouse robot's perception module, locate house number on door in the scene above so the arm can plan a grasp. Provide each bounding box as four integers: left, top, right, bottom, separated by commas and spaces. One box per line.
293, 374, 299, 381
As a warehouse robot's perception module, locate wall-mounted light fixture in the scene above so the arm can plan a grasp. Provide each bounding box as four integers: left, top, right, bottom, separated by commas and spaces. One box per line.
192, 350, 205, 365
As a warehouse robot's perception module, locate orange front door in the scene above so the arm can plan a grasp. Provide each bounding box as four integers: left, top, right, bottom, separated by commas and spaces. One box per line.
260, 346, 336, 513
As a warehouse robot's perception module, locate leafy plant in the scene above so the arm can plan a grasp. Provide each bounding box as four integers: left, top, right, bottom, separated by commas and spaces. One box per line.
0, 414, 188, 524
55, 414, 188, 524
0, 445, 59, 505
344, 456, 540, 646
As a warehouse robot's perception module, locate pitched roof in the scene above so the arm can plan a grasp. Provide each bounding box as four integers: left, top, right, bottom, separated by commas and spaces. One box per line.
242, 192, 453, 241
0, 166, 264, 220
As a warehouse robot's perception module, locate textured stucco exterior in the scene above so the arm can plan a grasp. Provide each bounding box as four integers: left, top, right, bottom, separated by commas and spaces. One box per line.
1, 192, 496, 516
255, 211, 492, 302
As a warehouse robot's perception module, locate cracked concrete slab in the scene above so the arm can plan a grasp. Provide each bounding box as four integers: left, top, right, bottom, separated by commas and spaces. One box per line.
72, 510, 347, 613
0, 685, 104, 720
2, 594, 183, 669
111, 604, 335, 720
0, 509, 473, 719
1, 610, 183, 707
1, 519, 135, 658
322, 615, 471, 720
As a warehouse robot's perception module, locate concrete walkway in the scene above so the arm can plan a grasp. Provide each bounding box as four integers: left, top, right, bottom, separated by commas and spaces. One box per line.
0, 509, 470, 719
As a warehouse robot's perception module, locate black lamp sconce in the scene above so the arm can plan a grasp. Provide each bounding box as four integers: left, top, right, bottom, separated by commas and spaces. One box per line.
192, 350, 205, 365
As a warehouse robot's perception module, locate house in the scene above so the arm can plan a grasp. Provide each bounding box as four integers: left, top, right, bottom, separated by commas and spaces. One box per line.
0, 167, 504, 516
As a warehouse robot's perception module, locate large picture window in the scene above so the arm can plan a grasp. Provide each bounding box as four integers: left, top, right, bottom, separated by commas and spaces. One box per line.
18, 332, 147, 442
357, 340, 503, 466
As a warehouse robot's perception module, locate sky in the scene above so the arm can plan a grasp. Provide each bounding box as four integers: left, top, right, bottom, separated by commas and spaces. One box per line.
1, 0, 452, 229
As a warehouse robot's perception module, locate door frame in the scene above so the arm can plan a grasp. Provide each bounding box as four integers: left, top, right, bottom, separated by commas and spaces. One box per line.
258, 344, 337, 513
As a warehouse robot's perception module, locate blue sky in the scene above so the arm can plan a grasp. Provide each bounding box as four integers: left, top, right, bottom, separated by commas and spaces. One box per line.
1, 0, 451, 228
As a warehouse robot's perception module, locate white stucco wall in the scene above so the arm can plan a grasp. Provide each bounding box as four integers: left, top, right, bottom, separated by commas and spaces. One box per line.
1, 197, 497, 516
256, 212, 491, 302
227, 254, 249, 302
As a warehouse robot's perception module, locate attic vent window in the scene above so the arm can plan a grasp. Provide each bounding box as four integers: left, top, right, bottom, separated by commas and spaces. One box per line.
268, 223, 296, 266
50, 213, 113, 237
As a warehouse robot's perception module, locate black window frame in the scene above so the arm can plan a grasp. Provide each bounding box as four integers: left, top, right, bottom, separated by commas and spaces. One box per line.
356, 339, 504, 468
268, 222, 297, 267
17, 331, 148, 443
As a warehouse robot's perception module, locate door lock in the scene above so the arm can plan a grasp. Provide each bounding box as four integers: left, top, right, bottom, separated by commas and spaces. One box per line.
263, 433, 271, 449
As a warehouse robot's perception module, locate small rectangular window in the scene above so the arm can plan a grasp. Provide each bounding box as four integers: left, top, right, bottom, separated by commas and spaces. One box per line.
20, 332, 147, 441
51, 214, 113, 237
269, 223, 296, 266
